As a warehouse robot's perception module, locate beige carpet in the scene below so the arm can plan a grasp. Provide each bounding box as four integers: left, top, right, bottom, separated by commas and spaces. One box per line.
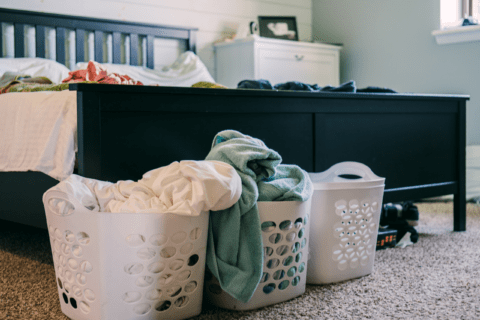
1, 201, 479, 320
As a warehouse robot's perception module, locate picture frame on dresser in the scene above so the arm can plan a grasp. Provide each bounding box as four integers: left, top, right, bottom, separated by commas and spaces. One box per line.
258, 16, 299, 41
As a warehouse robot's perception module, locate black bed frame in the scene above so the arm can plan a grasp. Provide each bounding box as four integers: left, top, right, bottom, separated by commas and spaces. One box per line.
0, 8, 197, 67
0, 9, 469, 232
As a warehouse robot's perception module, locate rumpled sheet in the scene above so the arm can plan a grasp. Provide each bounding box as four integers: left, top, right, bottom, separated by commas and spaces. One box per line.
0, 61, 143, 95
0, 78, 71, 95
73, 52, 215, 87
0, 61, 145, 180
205, 130, 313, 303
50, 160, 242, 216
0, 90, 77, 180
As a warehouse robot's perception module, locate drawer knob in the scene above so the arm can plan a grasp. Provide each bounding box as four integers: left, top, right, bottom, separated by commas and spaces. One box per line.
295, 54, 304, 61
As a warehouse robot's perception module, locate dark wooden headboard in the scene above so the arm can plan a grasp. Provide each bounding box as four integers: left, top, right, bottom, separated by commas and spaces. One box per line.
0, 8, 198, 69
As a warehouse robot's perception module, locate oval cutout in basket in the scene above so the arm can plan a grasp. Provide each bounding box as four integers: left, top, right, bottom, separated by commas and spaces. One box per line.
48, 198, 75, 216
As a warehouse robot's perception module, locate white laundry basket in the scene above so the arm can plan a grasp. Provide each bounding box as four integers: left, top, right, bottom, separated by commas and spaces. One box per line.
43, 189, 209, 320
307, 162, 385, 285
204, 199, 311, 311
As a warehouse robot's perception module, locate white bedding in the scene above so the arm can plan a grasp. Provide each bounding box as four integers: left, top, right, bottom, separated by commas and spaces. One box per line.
0, 52, 215, 181
0, 90, 77, 181
0, 57, 71, 84
74, 52, 215, 87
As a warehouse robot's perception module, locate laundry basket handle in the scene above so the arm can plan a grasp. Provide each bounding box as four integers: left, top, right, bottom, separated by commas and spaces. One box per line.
330, 162, 378, 181
43, 190, 85, 217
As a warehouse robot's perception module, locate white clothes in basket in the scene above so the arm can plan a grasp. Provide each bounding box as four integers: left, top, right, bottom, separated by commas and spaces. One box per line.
52, 160, 242, 216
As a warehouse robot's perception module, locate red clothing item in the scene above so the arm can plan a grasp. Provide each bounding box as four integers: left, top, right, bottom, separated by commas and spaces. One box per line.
62, 61, 143, 85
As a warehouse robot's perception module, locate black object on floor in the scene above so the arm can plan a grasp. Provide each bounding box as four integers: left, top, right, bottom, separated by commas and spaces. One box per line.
376, 227, 397, 250
386, 219, 419, 244
401, 201, 420, 226
380, 201, 419, 245
380, 201, 419, 227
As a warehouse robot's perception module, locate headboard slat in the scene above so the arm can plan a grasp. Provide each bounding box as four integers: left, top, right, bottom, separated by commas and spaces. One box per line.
14, 23, 25, 58
0, 8, 198, 69
112, 32, 121, 64
94, 31, 103, 63
146, 35, 154, 69
55, 27, 66, 65
75, 29, 85, 63
35, 25, 45, 58
130, 34, 138, 66
188, 30, 197, 54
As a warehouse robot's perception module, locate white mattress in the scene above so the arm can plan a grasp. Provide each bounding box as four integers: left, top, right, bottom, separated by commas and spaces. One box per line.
0, 90, 77, 181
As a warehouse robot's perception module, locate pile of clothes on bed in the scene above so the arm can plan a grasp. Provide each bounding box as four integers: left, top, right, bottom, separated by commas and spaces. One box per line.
0, 60, 143, 94
0, 51, 217, 94
236, 79, 397, 93
190, 78, 397, 93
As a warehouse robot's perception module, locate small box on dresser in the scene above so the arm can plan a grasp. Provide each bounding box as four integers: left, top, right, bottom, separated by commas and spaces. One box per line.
214, 35, 341, 88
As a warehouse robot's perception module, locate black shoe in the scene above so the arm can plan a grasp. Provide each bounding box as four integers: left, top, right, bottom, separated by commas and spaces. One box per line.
380, 203, 402, 226
401, 201, 419, 227
380, 202, 419, 227
387, 219, 419, 244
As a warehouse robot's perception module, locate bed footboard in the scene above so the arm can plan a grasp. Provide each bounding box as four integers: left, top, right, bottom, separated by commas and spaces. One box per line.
73, 84, 468, 231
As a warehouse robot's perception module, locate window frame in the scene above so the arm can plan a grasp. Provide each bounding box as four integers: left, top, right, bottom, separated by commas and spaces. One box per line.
433, 0, 480, 44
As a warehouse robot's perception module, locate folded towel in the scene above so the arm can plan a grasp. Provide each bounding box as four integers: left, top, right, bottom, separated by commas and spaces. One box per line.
205, 130, 312, 302
51, 160, 242, 216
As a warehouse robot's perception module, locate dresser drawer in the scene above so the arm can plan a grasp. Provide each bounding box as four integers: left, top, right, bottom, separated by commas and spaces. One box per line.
257, 46, 339, 86
214, 36, 341, 88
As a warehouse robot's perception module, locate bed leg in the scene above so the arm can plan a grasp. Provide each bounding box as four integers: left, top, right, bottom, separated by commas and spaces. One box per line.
454, 100, 467, 232
453, 193, 466, 231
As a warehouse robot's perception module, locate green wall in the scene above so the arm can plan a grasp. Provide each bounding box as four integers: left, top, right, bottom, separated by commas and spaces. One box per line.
312, 0, 480, 144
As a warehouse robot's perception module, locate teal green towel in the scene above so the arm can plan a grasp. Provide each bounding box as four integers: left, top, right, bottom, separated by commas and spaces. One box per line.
205, 130, 313, 303
258, 164, 312, 202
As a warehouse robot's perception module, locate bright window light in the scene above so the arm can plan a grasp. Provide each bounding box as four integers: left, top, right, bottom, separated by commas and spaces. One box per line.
440, 0, 479, 28
440, 0, 462, 28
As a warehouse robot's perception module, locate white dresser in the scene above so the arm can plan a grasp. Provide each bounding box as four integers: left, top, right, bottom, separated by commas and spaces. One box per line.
214, 35, 342, 88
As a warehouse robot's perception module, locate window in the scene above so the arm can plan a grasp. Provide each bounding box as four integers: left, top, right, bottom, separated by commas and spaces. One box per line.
440, 0, 478, 28
433, 0, 480, 44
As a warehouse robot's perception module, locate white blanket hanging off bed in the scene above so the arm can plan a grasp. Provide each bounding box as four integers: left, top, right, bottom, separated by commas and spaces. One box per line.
0, 52, 215, 181
0, 90, 77, 181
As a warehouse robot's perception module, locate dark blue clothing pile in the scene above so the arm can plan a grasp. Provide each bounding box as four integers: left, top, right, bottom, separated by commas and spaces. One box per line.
237, 79, 396, 93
